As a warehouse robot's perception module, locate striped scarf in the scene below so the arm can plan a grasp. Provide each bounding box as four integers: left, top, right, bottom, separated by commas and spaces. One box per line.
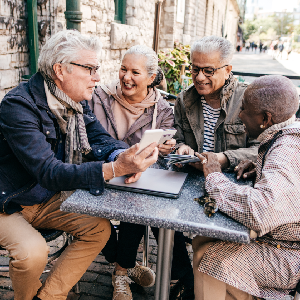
42, 72, 92, 165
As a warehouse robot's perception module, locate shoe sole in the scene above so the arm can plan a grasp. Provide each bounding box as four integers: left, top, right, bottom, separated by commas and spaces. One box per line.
129, 267, 156, 288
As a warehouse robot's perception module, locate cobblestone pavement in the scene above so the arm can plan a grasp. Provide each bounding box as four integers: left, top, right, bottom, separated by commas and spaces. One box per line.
0, 230, 194, 300
0, 230, 294, 300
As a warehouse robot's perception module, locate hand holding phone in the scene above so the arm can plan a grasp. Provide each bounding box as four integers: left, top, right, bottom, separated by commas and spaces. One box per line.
136, 129, 177, 154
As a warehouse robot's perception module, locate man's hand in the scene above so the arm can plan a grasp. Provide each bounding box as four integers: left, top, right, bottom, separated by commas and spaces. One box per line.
174, 144, 194, 168
176, 144, 194, 155
113, 142, 158, 178
234, 160, 256, 180
195, 152, 221, 178
158, 138, 176, 155
124, 172, 142, 184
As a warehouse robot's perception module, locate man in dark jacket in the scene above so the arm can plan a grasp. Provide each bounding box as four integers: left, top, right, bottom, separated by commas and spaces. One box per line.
0, 30, 158, 300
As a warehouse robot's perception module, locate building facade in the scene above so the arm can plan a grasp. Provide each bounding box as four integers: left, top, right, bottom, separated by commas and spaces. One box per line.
0, 0, 240, 99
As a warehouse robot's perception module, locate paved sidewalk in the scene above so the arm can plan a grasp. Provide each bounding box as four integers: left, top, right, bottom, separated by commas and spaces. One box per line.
0, 230, 194, 300
231, 50, 300, 94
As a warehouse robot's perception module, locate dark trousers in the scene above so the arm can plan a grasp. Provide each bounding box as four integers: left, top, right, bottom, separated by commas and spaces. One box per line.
102, 221, 193, 280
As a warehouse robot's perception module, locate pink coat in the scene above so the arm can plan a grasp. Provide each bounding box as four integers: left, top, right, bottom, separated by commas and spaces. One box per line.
89, 86, 175, 147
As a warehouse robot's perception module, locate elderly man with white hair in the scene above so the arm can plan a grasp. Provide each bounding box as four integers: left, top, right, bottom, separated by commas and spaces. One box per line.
174, 36, 258, 171
0, 30, 158, 300
193, 75, 300, 300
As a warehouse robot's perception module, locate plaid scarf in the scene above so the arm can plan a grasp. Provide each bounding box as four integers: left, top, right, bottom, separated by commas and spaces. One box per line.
42, 73, 92, 164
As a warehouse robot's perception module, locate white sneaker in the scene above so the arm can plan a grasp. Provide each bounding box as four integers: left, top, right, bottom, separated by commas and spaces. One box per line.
112, 270, 133, 300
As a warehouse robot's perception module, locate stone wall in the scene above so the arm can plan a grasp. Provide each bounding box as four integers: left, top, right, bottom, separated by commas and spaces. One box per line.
159, 0, 240, 51
0, 0, 157, 98
0, 0, 28, 100
0, 0, 240, 98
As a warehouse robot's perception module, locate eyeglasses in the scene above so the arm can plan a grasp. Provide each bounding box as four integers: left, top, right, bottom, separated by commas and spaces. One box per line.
189, 64, 228, 77
70, 62, 100, 75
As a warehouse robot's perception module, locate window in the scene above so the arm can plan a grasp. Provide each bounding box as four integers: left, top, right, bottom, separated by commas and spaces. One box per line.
114, 0, 126, 24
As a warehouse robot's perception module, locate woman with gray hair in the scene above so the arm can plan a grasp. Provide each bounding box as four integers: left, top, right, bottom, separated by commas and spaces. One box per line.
90, 45, 194, 300
193, 75, 300, 300
174, 36, 258, 172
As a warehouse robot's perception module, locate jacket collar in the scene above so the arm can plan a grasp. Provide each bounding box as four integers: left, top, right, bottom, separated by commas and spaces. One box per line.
257, 115, 296, 143
28, 72, 49, 109
95, 87, 162, 141
182, 73, 236, 114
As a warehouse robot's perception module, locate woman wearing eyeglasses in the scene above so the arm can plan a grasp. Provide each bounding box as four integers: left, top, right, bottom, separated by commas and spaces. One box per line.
174, 36, 259, 171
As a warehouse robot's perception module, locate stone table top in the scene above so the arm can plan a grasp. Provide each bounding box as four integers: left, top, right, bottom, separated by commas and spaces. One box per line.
61, 167, 251, 244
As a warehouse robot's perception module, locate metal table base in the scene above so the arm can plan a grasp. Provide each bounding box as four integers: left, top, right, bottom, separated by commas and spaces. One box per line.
155, 228, 175, 300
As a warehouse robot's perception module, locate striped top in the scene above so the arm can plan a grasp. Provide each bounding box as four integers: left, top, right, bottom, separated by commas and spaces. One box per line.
201, 97, 221, 152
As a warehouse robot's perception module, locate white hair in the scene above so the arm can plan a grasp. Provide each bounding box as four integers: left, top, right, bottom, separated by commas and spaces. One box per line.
245, 75, 299, 123
123, 45, 158, 77
191, 36, 234, 64
38, 30, 102, 79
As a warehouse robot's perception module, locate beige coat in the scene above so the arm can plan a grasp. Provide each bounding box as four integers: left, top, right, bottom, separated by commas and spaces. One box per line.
174, 80, 259, 170
89, 86, 174, 146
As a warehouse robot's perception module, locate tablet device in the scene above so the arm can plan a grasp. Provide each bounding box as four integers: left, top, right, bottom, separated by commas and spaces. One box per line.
105, 168, 188, 198
165, 154, 200, 165
136, 129, 177, 154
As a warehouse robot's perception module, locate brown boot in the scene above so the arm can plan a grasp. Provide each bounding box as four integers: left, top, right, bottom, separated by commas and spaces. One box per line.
127, 262, 155, 287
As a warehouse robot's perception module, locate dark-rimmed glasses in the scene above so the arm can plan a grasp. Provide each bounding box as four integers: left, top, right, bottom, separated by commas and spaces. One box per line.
189, 64, 228, 77
70, 62, 100, 75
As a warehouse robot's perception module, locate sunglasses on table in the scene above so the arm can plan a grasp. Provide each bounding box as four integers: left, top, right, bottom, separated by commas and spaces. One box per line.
70, 62, 101, 76
189, 64, 228, 77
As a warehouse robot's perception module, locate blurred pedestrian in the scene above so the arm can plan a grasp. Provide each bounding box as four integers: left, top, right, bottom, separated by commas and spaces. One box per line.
278, 42, 284, 59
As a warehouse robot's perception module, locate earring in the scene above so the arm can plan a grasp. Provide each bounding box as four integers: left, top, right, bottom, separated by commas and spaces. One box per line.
260, 125, 265, 129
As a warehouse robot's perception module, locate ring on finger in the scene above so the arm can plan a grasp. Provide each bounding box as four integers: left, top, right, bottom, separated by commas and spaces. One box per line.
201, 158, 207, 164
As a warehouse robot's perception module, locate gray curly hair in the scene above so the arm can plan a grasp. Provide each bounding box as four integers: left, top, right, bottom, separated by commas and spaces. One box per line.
191, 36, 234, 64
38, 30, 102, 79
245, 75, 299, 123
123, 45, 158, 77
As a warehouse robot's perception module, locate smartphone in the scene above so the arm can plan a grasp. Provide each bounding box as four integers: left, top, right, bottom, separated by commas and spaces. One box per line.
136, 129, 177, 154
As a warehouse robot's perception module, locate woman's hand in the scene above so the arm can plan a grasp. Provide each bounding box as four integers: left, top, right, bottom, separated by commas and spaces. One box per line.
190, 152, 229, 171
189, 153, 206, 171
234, 160, 256, 180
195, 152, 222, 178
174, 144, 194, 168
158, 138, 176, 155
